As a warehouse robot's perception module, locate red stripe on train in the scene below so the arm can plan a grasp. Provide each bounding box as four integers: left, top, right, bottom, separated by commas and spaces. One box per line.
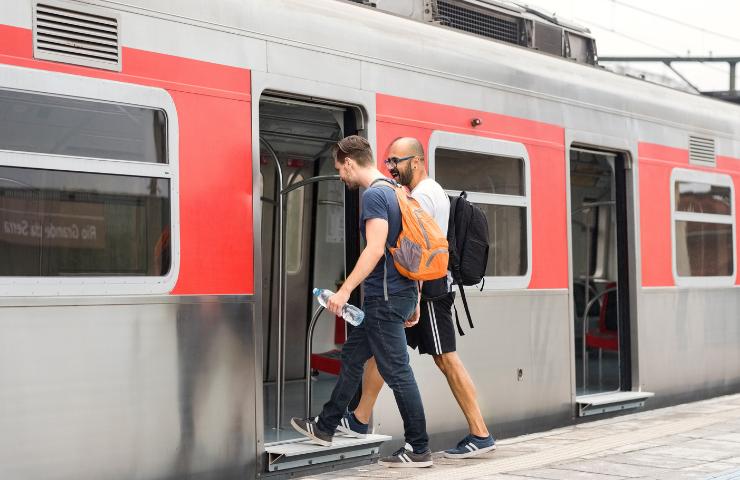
639, 142, 740, 287
0, 24, 254, 295
376, 94, 568, 290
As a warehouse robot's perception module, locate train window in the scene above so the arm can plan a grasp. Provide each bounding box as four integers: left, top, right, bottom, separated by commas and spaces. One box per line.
434, 149, 524, 196
430, 132, 532, 289
0, 65, 179, 295
672, 169, 736, 286
0, 89, 167, 164
0, 166, 170, 276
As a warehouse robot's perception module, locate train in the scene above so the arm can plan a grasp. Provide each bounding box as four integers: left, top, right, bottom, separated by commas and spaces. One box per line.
1, 0, 739, 478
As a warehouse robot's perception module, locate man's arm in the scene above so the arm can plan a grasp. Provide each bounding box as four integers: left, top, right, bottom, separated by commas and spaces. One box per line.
326, 218, 388, 316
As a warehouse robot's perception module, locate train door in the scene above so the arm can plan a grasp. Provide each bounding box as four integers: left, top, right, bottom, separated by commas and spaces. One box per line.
569, 147, 636, 411
258, 96, 387, 472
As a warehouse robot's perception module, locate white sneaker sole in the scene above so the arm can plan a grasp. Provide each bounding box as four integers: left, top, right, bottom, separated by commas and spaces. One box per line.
290, 418, 332, 447
443, 444, 496, 459
378, 459, 433, 468
336, 425, 367, 439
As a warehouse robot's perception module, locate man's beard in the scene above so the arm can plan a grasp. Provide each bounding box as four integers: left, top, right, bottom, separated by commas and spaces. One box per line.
393, 166, 413, 187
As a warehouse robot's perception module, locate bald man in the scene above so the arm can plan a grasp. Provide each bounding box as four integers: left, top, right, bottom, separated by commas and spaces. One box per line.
336, 137, 496, 458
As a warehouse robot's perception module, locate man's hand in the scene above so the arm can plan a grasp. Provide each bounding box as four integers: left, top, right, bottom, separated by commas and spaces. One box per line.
327, 288, 350, 316
404, 303, 420, 328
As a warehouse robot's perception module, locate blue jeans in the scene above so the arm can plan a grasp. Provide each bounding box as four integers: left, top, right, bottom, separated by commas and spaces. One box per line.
317, 290, 429, 452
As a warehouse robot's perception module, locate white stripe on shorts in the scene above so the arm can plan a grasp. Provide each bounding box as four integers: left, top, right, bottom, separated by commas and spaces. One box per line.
428, 300, 442, 354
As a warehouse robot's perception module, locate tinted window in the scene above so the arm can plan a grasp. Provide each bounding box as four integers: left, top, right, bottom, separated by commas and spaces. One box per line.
436, 148, 528, 279
0, 166, 170, 276
675, 221, 733, 276
0, 90, 166, 163
476, 203, 527, 276
675, 182, 732, 215
435, 148, 524, 196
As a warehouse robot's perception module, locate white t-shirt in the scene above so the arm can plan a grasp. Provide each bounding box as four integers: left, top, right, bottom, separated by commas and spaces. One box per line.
411, 177, 452, 291
411, 177, 450, 235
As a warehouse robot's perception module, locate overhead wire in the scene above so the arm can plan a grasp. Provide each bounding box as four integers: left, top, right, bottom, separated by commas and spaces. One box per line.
606, 0, 740, 45
578, 18, 727, 90
577, 15, 729, 76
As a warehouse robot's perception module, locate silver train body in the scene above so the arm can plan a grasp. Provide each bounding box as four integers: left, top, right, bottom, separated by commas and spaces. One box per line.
0, 0, 739, 478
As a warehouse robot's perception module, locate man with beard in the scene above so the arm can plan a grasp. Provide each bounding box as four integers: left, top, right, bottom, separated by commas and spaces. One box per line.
290, 135, 433, 468
336, 137, 496, 459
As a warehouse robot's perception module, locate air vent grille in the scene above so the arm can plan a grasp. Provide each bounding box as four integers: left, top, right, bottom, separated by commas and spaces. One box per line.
33, 0, 121, 71
688, 136, 716, 167
437, 0, 521, 45
533, 22, 563, 56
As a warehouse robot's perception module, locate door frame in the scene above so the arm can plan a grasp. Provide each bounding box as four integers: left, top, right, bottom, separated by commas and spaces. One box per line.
251, 70, 376, 468
564, 130, 641, 404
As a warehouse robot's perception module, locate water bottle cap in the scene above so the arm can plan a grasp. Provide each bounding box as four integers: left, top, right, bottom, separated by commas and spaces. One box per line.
312, 288, 320, 296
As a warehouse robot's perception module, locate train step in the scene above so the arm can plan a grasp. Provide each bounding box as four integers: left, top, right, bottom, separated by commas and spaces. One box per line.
264, 433, 391, 472
576, 391, 654, 417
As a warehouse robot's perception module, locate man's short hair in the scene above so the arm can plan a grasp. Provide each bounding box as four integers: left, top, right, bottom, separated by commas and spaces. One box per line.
333, 135, 374, 167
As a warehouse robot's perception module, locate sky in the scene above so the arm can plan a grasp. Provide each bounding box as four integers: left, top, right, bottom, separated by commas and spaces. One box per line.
531, 0, 740, 92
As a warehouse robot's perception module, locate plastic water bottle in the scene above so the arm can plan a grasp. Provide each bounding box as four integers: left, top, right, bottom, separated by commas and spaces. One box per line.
312, 288, 365, 326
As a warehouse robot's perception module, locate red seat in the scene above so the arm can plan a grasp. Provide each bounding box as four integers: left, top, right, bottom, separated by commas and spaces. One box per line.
585, 282, 618, 352
310, 314, 346, 376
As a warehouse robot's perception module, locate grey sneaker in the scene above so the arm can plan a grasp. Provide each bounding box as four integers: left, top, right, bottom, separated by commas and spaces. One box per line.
378, 444, 433, 468
290, 417, 333, 447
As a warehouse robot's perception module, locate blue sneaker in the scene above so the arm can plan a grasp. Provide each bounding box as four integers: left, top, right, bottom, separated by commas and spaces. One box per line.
336, 411, 368, 438
443, 433, 496, 458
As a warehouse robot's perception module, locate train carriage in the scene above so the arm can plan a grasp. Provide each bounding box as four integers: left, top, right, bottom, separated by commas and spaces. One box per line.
0, 0, 739, 478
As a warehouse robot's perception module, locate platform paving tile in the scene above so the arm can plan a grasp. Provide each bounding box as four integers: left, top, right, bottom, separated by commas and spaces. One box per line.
546, 459, 659, 477
634, 445, 737, 462
713, 433, 740, 444
475, 475, 551, 480
548, 459, 739, 480
602, 450, 720, 469
507, 467, 630, 480
678, 438, 740, 453
682, 462, 740, 474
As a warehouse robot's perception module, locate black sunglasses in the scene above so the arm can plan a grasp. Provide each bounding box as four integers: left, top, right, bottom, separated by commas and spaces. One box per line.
384, 155, 415, 168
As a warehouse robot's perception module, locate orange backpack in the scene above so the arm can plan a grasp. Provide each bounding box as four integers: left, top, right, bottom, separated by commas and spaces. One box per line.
371, 179, 449, 281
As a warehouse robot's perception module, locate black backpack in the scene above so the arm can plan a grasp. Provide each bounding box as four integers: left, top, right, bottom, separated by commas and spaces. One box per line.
447, 192, 489, 335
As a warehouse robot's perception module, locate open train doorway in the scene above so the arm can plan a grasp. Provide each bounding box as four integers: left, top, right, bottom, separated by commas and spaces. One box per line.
258, 95, 363, 446
569, 147, 634, 408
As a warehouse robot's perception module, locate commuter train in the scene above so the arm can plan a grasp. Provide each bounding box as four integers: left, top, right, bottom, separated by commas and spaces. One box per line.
1, 0, 739, 478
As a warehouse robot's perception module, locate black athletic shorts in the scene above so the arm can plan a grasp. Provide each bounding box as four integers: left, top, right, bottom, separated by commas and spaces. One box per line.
405, 291, 457, 356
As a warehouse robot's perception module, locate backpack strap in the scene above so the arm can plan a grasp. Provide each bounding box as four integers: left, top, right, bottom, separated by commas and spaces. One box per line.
370, 177, 396, 302
452, 303, 465, 336
457, 281, 475, 330
382, 251, 389, 301
370, 177, 398, 189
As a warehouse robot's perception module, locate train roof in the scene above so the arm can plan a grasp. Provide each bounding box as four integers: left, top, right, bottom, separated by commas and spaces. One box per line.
8, 0, 740, 145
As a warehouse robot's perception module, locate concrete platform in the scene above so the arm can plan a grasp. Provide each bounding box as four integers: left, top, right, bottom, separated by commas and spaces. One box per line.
303, 393, 740, 480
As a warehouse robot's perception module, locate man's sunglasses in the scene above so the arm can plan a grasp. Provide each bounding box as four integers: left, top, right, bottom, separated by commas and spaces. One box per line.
384, 155, 415, 168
